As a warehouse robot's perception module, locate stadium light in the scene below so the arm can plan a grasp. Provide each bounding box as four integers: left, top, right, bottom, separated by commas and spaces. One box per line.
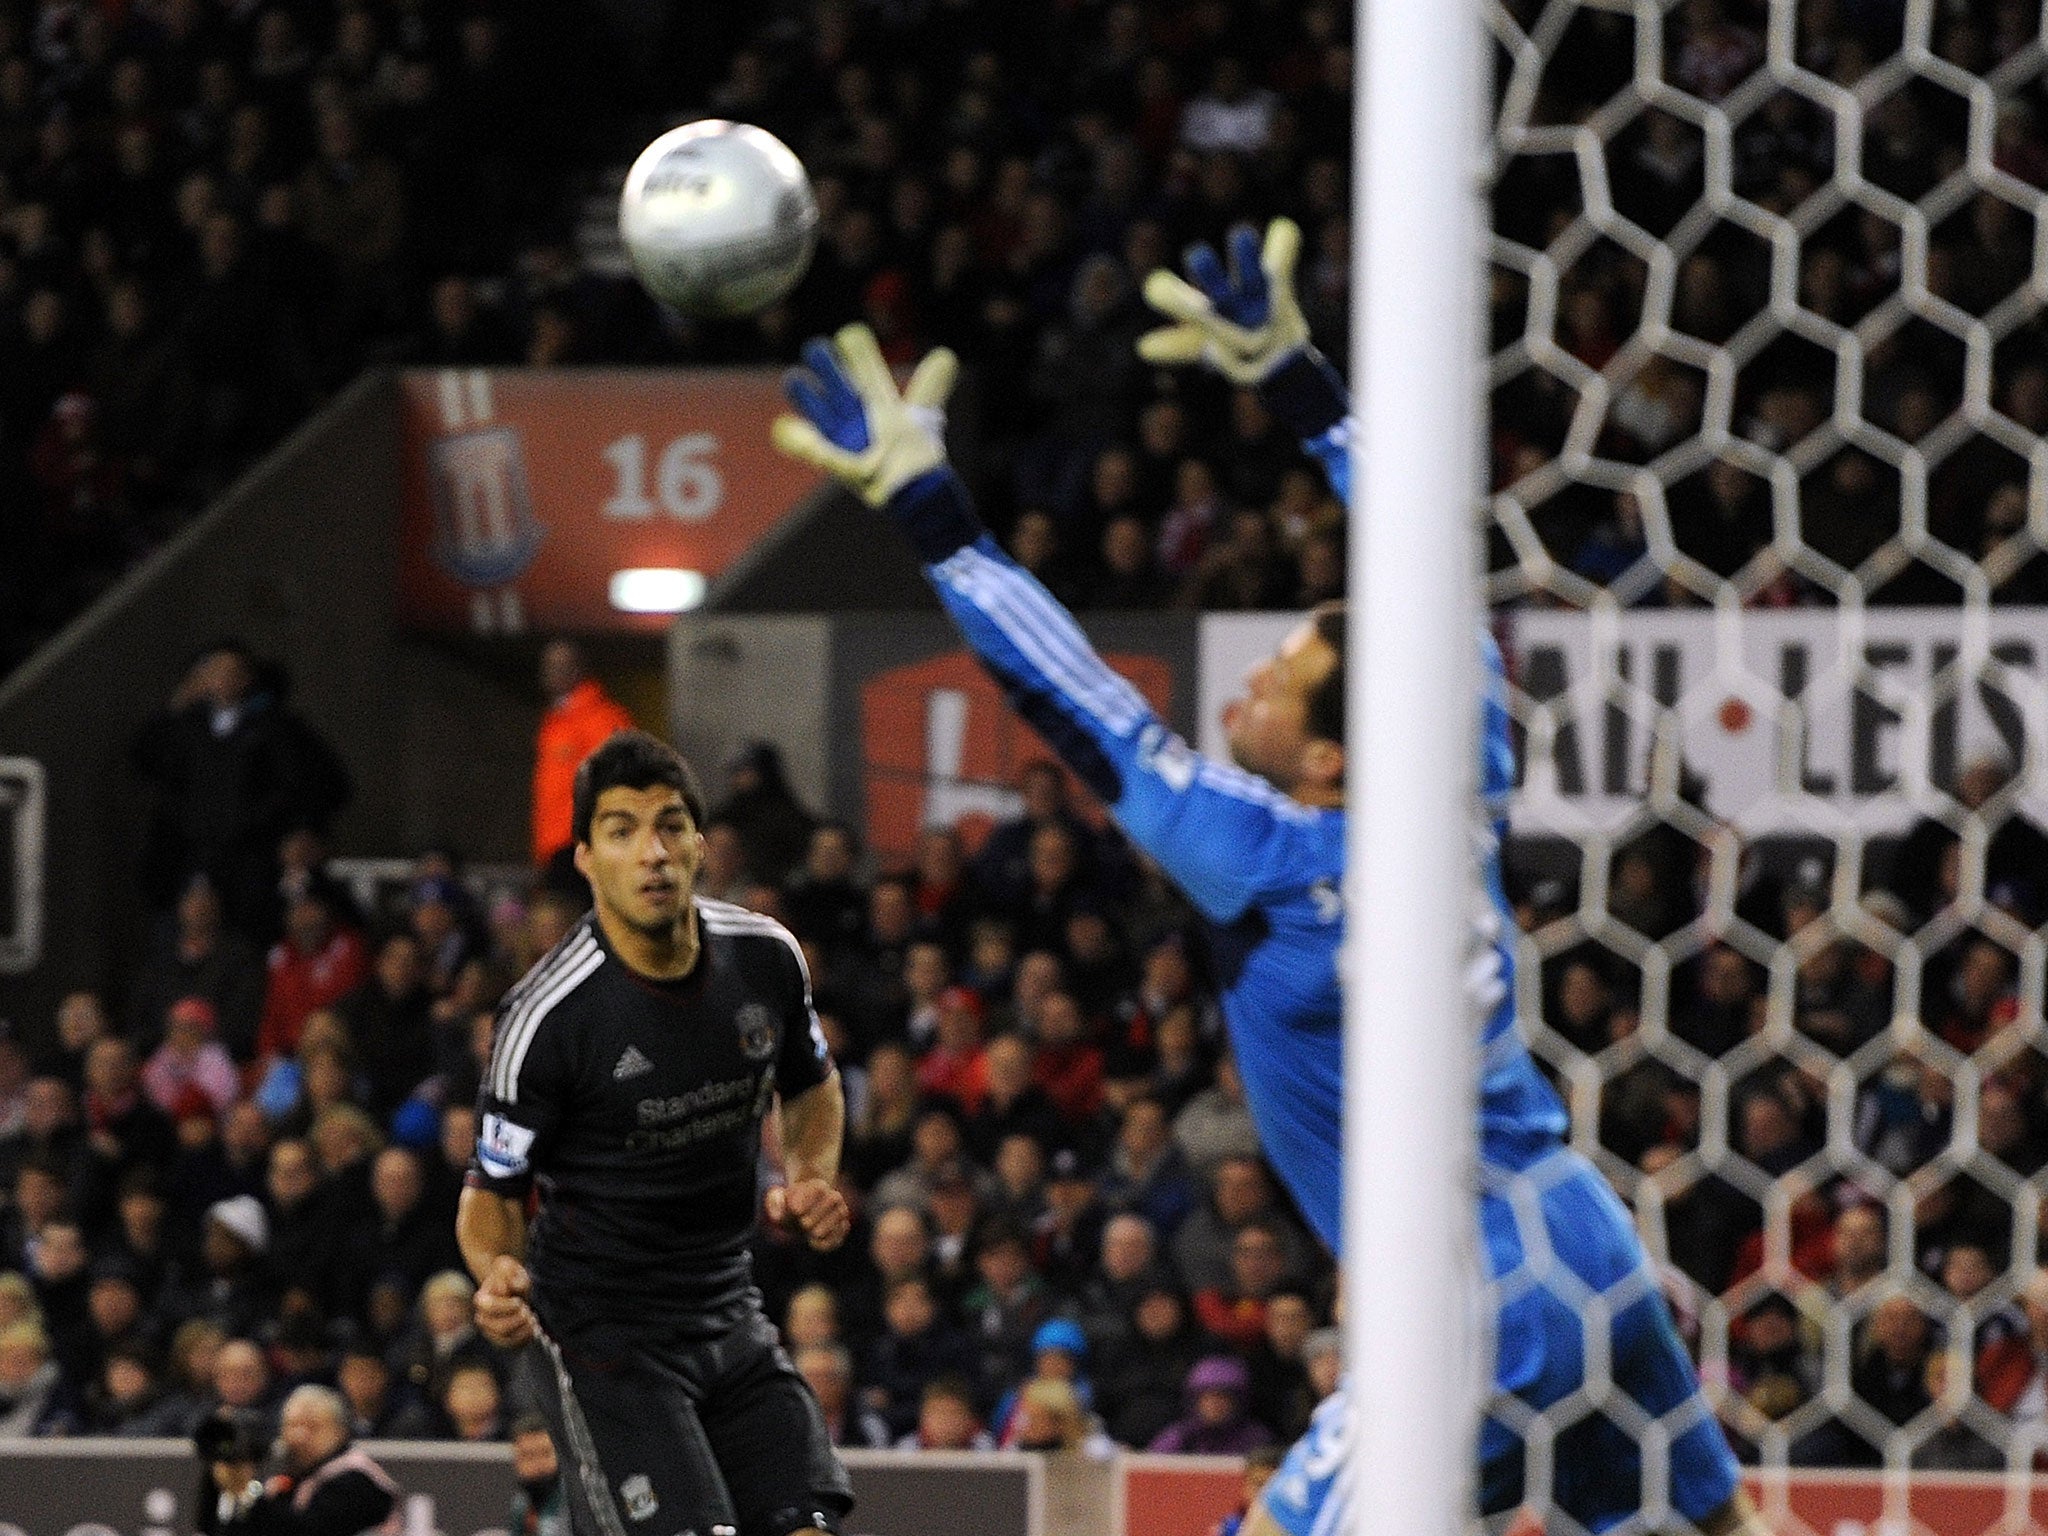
608, 568, 707, 614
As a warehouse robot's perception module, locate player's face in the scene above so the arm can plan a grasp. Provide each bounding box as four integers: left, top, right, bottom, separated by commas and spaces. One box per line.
1223, 621, 1340, 793
576, 786, 704, 935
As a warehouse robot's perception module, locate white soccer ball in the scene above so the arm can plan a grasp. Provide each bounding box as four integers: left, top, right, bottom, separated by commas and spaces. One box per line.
618, 120, 819, 319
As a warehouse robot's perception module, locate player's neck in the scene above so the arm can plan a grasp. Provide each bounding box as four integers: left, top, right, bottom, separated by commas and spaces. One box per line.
1289, 784, 1342, 809
595, 899, 702, 980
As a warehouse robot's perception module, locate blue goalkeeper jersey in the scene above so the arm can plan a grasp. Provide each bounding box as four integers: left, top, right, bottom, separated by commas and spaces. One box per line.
1304, 423, 1571, 1171
908, 457, 1566, 1255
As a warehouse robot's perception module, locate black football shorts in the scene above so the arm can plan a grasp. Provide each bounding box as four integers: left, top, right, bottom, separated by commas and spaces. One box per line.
521, 1297, 853, 1536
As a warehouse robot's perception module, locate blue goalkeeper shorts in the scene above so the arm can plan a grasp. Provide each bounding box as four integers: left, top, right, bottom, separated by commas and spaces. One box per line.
1478, 1144, 1739, 1532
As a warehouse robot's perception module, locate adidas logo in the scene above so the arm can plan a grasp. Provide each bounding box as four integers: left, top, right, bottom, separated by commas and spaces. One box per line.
613, 1045, 655, 1081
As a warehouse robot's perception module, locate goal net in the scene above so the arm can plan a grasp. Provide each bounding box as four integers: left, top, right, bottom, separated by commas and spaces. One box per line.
1485, 0, 2048, 1528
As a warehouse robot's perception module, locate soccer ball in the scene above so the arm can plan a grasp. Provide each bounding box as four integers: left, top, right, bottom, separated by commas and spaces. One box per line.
618, 120, 819, 319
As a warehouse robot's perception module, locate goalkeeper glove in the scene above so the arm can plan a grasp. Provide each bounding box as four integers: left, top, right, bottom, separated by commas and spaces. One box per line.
1137, 218, 1346, 439
771, 324, 958, 507
1139, 218, 1311, 383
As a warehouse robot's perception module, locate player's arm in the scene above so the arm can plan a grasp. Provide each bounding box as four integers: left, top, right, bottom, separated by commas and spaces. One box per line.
762, 938, 851, 1250
1137, 218, 1353, 504
456, 1186, 533, 1347
458, 1001, 566, 1348
768, 1073, 849, 1250
771, 328, 1300, 925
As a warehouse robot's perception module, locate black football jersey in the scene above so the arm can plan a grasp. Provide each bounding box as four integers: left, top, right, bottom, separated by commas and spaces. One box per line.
467, 898, 834, 1324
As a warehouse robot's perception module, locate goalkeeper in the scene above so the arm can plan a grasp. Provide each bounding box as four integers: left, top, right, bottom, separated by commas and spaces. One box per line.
772, 221, 1756, 1536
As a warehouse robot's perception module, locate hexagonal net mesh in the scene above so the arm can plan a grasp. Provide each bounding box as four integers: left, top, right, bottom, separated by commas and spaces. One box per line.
1484, 0, 2048, 1529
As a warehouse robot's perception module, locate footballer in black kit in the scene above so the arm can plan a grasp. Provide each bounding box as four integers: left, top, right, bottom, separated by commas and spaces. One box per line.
458, 732, 855, 1536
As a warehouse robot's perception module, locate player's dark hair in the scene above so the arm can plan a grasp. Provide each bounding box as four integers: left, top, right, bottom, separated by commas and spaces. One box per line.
1305, 600, 1345, 748
510, 1412, 552, 1440
572, 731, 707, 845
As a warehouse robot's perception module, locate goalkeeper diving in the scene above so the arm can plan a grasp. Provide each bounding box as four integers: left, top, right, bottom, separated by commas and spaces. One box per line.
772, 222, 1759, 1536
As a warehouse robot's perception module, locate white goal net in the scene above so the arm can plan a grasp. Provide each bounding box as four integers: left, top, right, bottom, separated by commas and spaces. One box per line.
1485, 0, 2048, 1528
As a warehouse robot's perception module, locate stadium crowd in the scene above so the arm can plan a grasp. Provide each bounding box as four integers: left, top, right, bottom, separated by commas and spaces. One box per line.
9, 0, 2048, 679
3, 710, 2048, 1467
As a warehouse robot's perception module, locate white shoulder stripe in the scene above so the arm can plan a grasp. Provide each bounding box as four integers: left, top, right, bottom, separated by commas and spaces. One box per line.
945, 549, 1146, 733
696, 900, 813, 994
490, 934, 602, 1101
500, 927, 598, 1009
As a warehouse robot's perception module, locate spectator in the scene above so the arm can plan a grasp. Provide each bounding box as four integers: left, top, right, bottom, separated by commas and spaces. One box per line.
1885, 755, 2048, 926
1078, 1212, 1164, 1352
1193, 1220, 1294, 1351
967, 1036, 1065, 1162
204, 1337, 278, 1445
127, 876, 266, 1060
1146, 1355, 1274, 1455
899, 1376, 994, 1451
1098, 1280, 1203, 1448
960, 1219, 1052, 1393
1792, 1293, 1933, 1466
797, 1342, 891, 1448
1210, 1445, 1286, 1536
184, 1198, 276, 1340
337, 933, 435, 1116
712, 742, 817, 889
140, 998, 241, 1122
0, 1321, 79, 1437
257, 892, 369, 1062
916, 988, 989, 1115
1033, 1147, 1108, 1298
508, 1415, 567, 1536
407, 876, 478, 999
1976, 1268, 2048, 1426
1097, 1096, 1197, 1236
872, 1107, 982, 1215
973, 764, 1092, 914
345, 1150, 460, 1317
1173, 1052, 1261, 1178
992, 1317, 1093, 1446
1826, 1204, 1889, 1299
1009, 1377, 1116, 1457
785, 822, 870, 961
782, 1285, 842, 1352
203, 1383, 398, 1536
437, 1360, 504, 1442
864, 1275, 979, 1441
1245, 1287, 1319, 1441
1172, 1156, 1310, 1295
926, 1165, 985, 1299
1910, 1350, 2005, 1471
1029, 992, 1105, 1124
159, 1319, 226, 1433
845, 1041, 920, 1189
131, 642, 350, 934
45, 993, 113, 1096
81, 1038, 177, 1210
336, 1342, 431, 1440
842, 1204, 933, 1344
530, 639, 633, 871
0, 1078, 85, 1197
86, 1344, 188, 1436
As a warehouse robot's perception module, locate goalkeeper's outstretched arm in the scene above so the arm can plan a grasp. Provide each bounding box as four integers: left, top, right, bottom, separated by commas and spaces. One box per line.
772, 324, 1319, 926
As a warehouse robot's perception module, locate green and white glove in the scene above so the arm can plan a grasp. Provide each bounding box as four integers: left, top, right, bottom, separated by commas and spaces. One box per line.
1137, 217, 1310, 385
771, 323, 959, 507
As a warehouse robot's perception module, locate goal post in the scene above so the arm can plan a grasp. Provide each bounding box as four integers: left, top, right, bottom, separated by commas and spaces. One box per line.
1345, 7, 1488, 1536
